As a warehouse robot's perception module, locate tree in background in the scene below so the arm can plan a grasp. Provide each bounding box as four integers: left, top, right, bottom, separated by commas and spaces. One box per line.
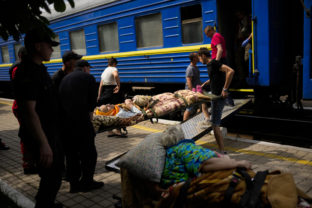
0, 0, 75, 41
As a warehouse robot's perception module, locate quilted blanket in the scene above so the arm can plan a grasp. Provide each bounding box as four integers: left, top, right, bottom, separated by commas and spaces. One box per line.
92, 90, 215, 132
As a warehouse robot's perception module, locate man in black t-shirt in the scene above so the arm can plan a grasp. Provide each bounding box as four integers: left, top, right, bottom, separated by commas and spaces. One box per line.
59, 60, 103, 193
198, 47, 235, 154
52, 50, 82, 180
52, 50, 82, 91
12, 28, 63, 208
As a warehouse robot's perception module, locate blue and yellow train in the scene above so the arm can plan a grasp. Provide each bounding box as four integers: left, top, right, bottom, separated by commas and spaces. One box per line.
0, 0, 311, 100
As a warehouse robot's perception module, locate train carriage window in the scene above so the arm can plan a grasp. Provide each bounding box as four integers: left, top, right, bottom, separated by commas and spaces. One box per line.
98, 22, 119, 52
1, 46, 10, 63
51, 35, 61, 59
181, 4, 203, 44
14, 44, 23, 61
135, 13, 163, 48
70, 30, 86, 55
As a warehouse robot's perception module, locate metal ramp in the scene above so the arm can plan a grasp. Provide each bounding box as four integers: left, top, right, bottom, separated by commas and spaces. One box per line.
182, 99, 251, 140
105, 99, 251, 172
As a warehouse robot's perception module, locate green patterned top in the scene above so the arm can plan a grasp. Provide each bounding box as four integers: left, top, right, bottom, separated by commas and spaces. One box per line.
160, 139, 217, 187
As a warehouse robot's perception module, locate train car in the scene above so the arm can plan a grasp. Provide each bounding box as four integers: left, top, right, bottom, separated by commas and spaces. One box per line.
0, 0, 311, 101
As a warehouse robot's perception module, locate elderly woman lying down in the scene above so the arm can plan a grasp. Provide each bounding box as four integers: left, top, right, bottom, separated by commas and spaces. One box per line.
94, 99, 143, 137
158, 126, 251, 190
95, 99, 142, 118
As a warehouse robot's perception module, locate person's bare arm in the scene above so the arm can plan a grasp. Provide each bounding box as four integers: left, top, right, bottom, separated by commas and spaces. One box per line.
186, 77, 193, 90
124, 99, 134, 109
20, 101, 53, 168
112, 70, 120, 93
200, 157, 251, 172
216, 44, 223, 61
97, 80, 103, 101
201, 79, 210, 88
220, 64, 235, 98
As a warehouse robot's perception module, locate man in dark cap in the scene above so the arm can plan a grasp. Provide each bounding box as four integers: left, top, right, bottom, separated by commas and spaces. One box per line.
12, 28, 63, 208
59, 60, 103, 193
9, 46, 38, 174
52, 51, 82, 181
52, 50, 82, 91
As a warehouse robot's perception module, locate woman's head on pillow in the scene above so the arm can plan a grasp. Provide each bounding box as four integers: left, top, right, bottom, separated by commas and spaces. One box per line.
160, 125, 185, 148
99, 104, 115, 112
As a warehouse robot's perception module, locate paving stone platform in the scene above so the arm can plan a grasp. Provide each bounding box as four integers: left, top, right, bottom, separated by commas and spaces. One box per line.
0, 98, 311, 207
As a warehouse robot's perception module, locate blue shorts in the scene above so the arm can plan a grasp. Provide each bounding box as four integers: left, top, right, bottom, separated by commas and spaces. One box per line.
210, 98, 225, 126
185, 105, 199, 114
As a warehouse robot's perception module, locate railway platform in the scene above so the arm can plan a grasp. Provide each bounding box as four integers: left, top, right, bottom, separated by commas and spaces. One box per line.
0, 98, 312, 208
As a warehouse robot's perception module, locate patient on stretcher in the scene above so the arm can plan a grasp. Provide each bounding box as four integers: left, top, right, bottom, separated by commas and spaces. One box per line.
94, 99, 143, 136
95, 99, 142, 118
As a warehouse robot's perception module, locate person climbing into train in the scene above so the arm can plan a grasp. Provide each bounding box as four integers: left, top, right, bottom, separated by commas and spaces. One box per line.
204, 25, 227, 65
198, 47, 235, 154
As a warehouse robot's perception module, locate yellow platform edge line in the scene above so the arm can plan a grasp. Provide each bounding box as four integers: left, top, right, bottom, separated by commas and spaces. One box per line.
199, 141, 312, 166
229, 88, 254, 93
132, 124, 162, 133
131, 126, 312, 166
0, 101, 13, 106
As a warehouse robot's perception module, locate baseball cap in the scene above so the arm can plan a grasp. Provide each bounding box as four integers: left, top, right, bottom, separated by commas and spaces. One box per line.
24, 28, 60, 49
75, 59, 93, 68
62, 51, 83, 63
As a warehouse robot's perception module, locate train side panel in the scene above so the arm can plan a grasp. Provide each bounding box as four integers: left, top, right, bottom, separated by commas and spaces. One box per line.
303, 0, 312, 99
252, 0, 270, 86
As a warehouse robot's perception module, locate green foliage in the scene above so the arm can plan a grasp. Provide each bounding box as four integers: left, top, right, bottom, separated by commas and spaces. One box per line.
0, 0, 75, 41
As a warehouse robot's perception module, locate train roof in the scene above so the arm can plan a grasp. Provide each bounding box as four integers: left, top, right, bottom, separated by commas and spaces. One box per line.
42, 0, 119, 21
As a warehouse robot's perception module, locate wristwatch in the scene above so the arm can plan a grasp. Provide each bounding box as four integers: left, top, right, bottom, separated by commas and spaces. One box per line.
223, 88, 228, 92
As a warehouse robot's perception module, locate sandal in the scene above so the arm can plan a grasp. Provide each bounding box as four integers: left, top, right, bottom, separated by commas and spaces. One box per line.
107, 133, 128, 138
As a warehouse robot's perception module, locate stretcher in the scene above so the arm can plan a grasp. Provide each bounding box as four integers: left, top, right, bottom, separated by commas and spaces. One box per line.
93, 89, 221, 133
93, 89, 248, 133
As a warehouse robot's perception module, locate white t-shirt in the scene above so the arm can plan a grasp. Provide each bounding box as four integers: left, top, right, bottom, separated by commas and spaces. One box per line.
101, 66, 118, 85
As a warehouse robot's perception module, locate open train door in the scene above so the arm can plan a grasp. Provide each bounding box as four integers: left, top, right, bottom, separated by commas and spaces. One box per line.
303, 0, 312, 99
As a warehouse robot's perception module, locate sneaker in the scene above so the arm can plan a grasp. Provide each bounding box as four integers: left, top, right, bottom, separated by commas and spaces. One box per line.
80, 180, 104, 192
0, 141, 9, 150
198, 119, 212, 129
225, 97, 235, 107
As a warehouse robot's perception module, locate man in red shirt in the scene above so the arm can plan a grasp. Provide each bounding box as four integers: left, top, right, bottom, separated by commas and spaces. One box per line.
204, 26, 227, 64
204, 25, 234, 108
